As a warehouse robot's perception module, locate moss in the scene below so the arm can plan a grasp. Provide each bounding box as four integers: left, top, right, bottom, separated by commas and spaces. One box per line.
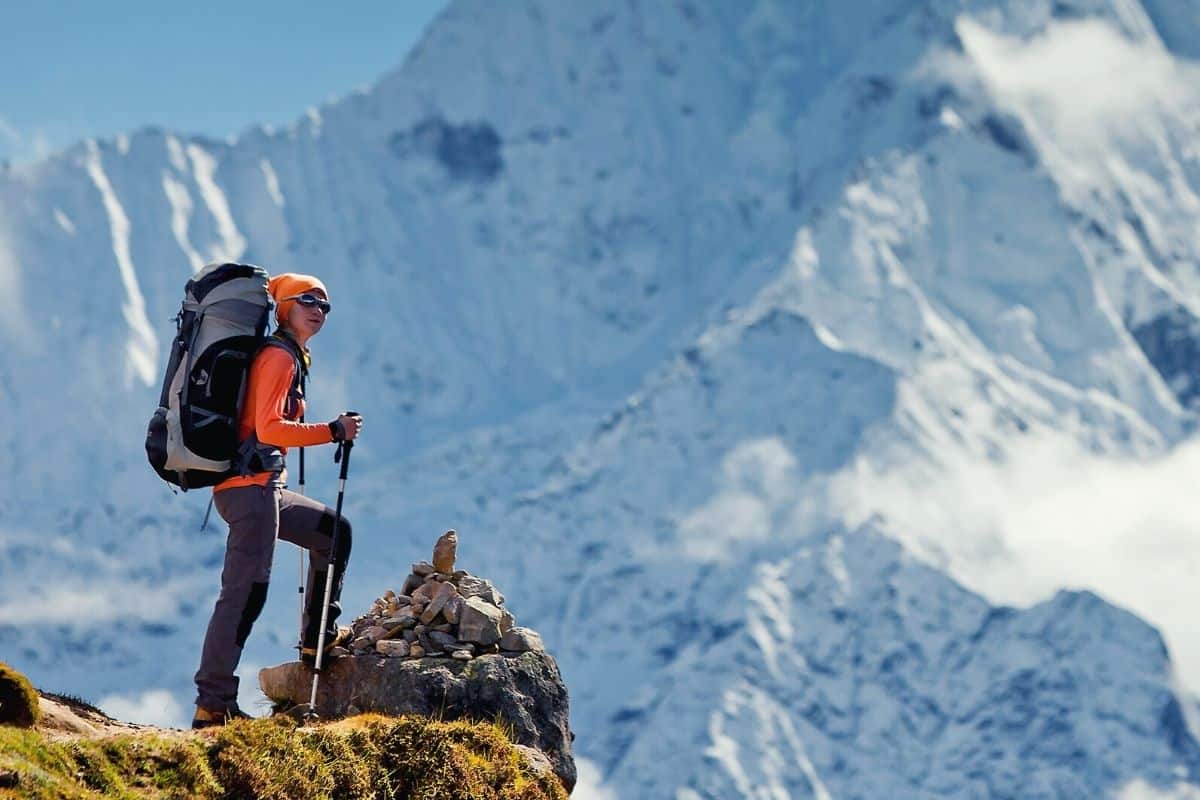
0, 662, 40, 729
0, 711, 567, 800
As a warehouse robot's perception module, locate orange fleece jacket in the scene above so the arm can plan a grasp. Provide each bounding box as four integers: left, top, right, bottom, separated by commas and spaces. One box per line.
214, 346, 334, 492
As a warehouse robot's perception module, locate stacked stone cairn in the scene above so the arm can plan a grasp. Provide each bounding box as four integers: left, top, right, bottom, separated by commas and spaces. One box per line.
344, 530, 545, 662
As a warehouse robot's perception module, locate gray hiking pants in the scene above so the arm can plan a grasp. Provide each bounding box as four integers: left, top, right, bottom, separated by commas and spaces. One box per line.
194, 483, 352, 711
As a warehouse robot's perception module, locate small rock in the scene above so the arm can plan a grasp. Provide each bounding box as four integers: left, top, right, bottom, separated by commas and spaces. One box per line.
412, 561, 435, 576
395, 594, 412, 606
420, 581, 458, 624
363, 626, 388, 644
381, 615, 418, 632
452, 570, 469, 580
383, 605, 419, 622
411, 582, 438, 604
428, 630, 458, 649
458, 575, 506, 606
451, 650, 472, 661
401, 573, 423, 597
402, 629, 418, 643
500, 607, 516, 634
444, 641, 474, 653
383, 590, 397, 601
409, 644, 426, 658
328, 646, 351, 658
350, 637, 372, 652
433, 529, 458, 573
443, 594, 464, 625
458, 596, 504, 646
499, 626, 545, 653
377, 639, 410, 657
431, 623, 453, 633
347, 705, 362, 716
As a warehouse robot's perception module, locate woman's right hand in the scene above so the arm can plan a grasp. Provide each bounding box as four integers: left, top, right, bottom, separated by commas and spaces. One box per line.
332, 413, 364, 441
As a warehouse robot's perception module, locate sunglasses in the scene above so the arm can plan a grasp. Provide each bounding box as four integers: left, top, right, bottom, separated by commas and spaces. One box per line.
284, 293, 332, 314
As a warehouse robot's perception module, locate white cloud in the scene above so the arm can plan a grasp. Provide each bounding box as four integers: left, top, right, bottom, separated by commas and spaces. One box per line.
0, 115, 55, 165
960, 18, 1185, 121
1115, 780, 1200, 800
678, 438, 798, 561
829, 431, 1200, 690
0, 115, 22, 147
571, 757, 619, 800
97, 688, 187, 728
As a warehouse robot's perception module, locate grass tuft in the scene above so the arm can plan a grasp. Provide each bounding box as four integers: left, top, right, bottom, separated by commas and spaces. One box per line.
0, 662, 40, 729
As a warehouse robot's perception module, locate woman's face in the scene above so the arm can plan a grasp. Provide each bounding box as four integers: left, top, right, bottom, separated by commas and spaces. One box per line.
285, 288, 329, 341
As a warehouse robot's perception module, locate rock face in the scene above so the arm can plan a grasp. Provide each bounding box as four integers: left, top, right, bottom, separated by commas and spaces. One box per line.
260, 651, 575, 791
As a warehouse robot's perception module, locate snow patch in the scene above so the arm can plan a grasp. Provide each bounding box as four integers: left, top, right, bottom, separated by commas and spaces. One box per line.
259, 158, 285, 207
83, 141, 157, 387
52, 209, 75, 236
164, 135, 188, 173
162, 173, 204, 271
186, 144, 247, 263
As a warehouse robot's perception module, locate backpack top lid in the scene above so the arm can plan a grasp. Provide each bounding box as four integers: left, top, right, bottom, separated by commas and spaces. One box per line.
187, 262, 270, 305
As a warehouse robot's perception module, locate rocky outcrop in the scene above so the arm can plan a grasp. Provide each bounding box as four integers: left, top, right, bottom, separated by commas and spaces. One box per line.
261, 650, 574, 791
259, 532, 575, 791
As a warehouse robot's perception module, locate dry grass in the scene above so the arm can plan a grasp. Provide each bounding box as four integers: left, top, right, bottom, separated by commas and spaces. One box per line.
0, 713, 568, 799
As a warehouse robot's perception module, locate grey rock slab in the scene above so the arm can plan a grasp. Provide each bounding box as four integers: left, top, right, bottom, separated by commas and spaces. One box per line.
458, 596, 504, 646
499, 626, 545, 653
443, 594, 464, 625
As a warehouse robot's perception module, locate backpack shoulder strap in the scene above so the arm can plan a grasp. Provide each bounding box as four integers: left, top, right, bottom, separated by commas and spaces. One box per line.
258, 332, 307, 394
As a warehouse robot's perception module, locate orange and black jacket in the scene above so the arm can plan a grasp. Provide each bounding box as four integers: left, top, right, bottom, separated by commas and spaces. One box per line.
214, 340, 334, 492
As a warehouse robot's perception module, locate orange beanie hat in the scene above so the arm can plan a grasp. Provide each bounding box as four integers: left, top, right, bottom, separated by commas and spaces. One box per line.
268, 273, 328, 324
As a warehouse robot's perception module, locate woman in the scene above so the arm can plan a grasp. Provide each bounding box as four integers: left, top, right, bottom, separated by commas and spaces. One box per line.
192, 272, 363, 729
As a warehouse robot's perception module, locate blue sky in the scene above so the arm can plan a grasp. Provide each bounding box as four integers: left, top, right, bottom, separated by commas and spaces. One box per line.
0, 1, 449, 164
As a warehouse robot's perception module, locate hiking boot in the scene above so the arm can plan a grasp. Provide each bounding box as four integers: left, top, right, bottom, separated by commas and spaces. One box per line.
191, 704, 252, 730
300, 625, 353, 668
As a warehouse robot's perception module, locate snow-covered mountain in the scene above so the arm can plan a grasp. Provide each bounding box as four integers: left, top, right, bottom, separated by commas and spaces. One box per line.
3, 0, 1200, 796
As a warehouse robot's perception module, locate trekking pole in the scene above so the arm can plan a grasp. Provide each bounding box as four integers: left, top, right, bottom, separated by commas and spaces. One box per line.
307, 434, 354, 716
201, 496, 215, 531
297, 379, 307, 652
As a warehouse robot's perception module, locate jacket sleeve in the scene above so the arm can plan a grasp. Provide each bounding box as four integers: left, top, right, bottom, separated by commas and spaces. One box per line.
252, 348, 336, 448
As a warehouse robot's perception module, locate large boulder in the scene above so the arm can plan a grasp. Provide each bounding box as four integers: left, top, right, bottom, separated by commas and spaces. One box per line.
260, 650, 575, 792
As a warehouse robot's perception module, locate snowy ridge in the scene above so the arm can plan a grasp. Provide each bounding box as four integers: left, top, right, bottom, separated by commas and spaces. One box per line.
2, 0, 1200, 797
606, 525, 1199, 798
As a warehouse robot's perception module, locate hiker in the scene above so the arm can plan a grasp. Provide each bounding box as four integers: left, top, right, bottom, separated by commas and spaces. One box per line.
192, 273, 363, 729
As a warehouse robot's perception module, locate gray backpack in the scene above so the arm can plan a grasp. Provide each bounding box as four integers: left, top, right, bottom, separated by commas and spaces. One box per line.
146, 262, 273, 490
